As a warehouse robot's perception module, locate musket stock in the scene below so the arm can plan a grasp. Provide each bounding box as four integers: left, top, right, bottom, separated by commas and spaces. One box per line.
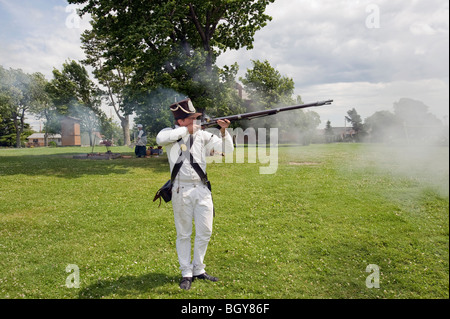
201, 100, 333, 128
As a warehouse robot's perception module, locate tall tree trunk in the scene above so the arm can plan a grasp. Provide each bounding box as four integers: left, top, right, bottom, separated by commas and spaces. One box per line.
14, 121, 21, 148
105, 81, 131, 146
13, 111, 24, 148
121, 115, 131, 146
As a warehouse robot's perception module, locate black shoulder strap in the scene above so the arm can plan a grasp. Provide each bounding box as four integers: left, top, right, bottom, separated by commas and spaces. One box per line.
188, 135, 209, 185
171, 135, 210, 187
171, 161, 183, 182
187, 135, 214, 216
171, 138, 184, 182
190, 160, 208, 185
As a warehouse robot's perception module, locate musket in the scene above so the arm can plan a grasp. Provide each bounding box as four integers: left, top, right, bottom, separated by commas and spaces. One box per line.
201, 100, 333, 128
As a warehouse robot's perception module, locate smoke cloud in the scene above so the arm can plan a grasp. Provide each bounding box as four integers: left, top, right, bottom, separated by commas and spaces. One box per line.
355, 143, 448, 198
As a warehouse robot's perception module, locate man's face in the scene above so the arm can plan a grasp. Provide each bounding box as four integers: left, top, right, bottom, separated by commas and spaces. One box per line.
178, 115, 201, 134
178, 116, 195, 127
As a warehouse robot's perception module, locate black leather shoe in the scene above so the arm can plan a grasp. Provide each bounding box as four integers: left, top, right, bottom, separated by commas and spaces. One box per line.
179, 277, 192, 290
193, 273, 219, 282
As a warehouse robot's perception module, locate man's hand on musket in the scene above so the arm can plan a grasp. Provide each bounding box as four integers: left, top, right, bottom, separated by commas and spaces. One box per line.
217, 119, 231, 137
182, 117, 230, 135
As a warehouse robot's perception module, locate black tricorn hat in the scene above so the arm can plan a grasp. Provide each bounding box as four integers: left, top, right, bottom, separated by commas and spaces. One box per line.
170, 98, 202, 120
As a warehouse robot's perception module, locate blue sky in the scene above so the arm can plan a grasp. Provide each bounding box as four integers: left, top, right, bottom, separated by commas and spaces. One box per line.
1, 0, 449, 129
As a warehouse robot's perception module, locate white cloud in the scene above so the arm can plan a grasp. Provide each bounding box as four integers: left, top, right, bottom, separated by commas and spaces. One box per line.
410, 22, 437, 36
217, 0, 449, 127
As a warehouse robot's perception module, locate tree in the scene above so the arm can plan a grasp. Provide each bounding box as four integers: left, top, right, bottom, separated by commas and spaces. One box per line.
393, 98, 440, 125
294, 110, 321, 145
240, 59, 295, 109
47, 60, 104, 146
133, 88, 183, 138
81, 27, 133, 145
71, 0, 273, 72
345, 108, 365, 141
364, 110, 399, 143
99, 117, 123, 145
28, 72, 57, 146
134, 62, 245, 137
394, 98, 448, 144
324, 120, 334, 143
0, 66, 33, 148
393, 98, 443, 143
240, 59, 320, 144
0, 106, 17, 147
69, 0, 274, 113
0, 117, 32, 147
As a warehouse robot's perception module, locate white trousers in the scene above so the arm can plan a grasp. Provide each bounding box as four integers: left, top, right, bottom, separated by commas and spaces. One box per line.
172, 182, 214, 278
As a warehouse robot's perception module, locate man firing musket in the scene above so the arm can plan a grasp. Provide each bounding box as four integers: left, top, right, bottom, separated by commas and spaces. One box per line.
155, 98, 332, 290
156, 98, 233, 290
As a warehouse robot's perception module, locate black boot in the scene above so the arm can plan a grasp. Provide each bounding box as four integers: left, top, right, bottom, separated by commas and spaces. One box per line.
193, 273, 219, 282
179, 277, 192, 290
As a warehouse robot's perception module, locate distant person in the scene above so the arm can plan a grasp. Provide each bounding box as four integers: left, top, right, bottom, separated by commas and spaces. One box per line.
135, 124, 147, 158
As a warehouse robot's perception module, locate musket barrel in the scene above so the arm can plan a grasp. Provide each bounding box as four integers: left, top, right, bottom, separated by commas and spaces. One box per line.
201, 99, 333, 127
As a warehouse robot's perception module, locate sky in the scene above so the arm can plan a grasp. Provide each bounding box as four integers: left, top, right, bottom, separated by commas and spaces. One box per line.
1, 0, 449, 129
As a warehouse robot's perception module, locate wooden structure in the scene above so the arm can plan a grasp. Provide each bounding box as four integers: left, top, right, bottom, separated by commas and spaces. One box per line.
61, 116, 81, 146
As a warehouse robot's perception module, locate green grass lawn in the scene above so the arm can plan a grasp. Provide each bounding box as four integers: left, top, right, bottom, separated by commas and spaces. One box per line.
0, 143, 448, 299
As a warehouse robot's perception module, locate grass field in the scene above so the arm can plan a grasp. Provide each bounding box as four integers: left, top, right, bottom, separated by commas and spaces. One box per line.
0, 143, 448, 299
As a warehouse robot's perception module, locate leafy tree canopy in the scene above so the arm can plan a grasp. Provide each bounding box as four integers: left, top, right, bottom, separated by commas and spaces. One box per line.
69, 0, 274, 114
